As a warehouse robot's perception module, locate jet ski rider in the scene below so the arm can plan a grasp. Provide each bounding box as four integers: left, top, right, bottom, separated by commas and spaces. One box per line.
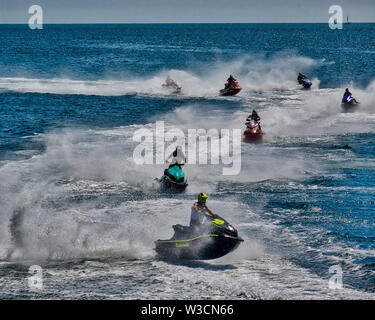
247, 109, 260, 122
165, 75, 174, 86
343, 88, 358, 103
225, 75, 237, 88
190, 193, 215, 228
297, 72, 307, 84
246, 109, 262, 130
165, 145, 186, 169
164, 75, 179, 88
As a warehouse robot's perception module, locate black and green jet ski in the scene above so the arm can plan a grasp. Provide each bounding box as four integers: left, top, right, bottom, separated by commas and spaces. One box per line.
159, 164, 188, 192
154, 213, 243, 260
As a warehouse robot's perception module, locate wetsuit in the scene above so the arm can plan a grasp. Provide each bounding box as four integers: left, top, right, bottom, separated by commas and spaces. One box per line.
298, 74, 306, 84
343, 91, 358, 103
246, 114, 261, 130
190, 202, 206, 228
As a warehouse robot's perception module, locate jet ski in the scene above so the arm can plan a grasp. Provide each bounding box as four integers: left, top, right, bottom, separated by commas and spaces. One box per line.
220, 81, 241, 96
243, 119, 264, 142
301, 78, 312, 89
162, 79, 182, 93
155, 213, 243, 260
158, 164, 188, 192
341, 94, 359, 111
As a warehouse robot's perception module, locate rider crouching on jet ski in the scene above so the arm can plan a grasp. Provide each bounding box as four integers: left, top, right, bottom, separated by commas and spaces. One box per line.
225, 75, 237, 88
190, 193, 215, 229
343, 88, 359, 103
297, 72, 307, 84
165, 75, 175, 86
246, 109, 262, 130
165, 145, 186, 169
163, 75, 180, 89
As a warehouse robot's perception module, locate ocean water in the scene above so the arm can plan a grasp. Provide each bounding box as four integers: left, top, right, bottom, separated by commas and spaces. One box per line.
0, 23, 375, 299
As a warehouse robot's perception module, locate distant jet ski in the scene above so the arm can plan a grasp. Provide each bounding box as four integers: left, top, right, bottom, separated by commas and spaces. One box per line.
154, 213, 243, 260
220, 75, 241, 96
243, 119, 264, 142
157, 164, 187, 192
220, 86, 241, 96
301, 78, 312, 89
342, 94, 358, 105
162, 76, 182, 93
341, 94, 359, 111
298, 73, 312, 89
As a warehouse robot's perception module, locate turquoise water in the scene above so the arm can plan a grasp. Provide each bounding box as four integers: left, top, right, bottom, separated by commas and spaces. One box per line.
0, 23, 374, 299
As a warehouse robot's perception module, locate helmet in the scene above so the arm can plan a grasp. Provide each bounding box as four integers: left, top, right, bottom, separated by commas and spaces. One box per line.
252, 109, 257, 113
299, 72, 302, 76
345, 88, 349, 91
198, 193, 208, 204
174, 145, 183, 157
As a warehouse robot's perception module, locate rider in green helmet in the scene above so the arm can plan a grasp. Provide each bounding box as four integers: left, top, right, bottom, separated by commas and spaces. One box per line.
246, 109, 260, 122
297, 72, 307, 84
246, 109, 261, 131
190, 193, 215, 228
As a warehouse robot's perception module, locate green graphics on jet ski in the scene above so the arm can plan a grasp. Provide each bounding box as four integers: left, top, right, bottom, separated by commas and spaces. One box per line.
155, 213, 243, 260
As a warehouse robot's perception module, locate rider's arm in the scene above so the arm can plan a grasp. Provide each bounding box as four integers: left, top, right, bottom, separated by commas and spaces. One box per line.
192, 202, 198, 212
165, 152, 173, 162
204, 206, 215, 216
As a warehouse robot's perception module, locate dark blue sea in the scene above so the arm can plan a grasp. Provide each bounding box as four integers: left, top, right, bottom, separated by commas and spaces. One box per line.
0, 23, 374, 299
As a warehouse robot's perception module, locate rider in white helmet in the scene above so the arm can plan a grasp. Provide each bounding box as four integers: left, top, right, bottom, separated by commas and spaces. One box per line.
166, 145, 186, 168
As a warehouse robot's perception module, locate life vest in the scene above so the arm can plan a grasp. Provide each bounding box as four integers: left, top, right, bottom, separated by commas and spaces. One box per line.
190, 202, 206, 225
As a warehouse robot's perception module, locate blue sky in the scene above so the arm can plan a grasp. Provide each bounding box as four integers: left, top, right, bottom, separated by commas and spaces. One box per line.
0, 0, 374, 23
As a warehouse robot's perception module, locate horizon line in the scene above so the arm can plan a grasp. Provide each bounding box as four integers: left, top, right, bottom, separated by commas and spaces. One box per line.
1, 21, 374, 25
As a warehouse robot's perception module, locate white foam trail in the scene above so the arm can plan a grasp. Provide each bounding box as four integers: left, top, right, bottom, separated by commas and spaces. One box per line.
0, 117, 307, 261
0, 52, 322, 97
1, 57, 374, 262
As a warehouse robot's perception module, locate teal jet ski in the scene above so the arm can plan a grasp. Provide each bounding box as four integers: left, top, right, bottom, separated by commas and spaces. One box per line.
159, 164, 188, 192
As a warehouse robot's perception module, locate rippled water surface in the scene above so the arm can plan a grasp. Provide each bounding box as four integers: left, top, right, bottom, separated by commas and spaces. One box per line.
0, 23, 374, 299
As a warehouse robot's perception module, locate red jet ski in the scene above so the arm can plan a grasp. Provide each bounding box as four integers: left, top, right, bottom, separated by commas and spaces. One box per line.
162, 77, 182, 93
243, 119, 264, 142
220, 81, 241, 96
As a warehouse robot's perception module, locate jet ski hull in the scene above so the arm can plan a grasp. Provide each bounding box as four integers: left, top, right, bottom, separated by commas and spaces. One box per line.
220, 87, 241, 96
155, 214, 243, 260
160, 176, 188, 192
301, 80, 312, 89
341, 96, 359, 112
155, 233, 243, 260
159, 165, 188, 192
341, 102, 358, 112
243, 120, 264, 142
243, 131, 264, 142
162, 84, 182, 94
